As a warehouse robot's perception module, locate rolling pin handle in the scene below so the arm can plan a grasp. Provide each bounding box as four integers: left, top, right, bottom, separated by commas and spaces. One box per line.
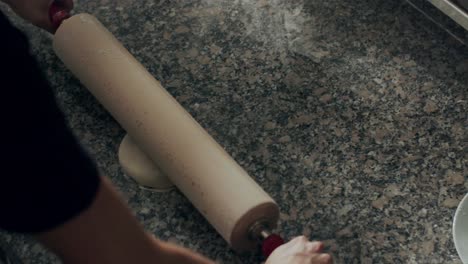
49, 1, 70, 30
249, 221, 284, 258
261, 233, 284, 258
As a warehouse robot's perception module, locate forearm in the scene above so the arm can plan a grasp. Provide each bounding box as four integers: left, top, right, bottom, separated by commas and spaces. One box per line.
37, 176, 213, 264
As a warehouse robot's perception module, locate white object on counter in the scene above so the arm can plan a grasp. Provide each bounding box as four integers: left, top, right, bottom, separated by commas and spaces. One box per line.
118, 134, 174, 191
454, 193, 468, 264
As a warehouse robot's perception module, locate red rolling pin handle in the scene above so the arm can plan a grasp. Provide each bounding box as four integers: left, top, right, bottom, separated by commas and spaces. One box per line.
261, 233, 285, 258
249, 221, 285, 258
49, 1, 70, 30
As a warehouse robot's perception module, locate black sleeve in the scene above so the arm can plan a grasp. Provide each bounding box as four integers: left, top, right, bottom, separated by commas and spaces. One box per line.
0, 12, 100, 233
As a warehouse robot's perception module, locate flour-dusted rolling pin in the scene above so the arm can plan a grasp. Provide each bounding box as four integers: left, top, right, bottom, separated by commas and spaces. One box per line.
50, 7, 283, 256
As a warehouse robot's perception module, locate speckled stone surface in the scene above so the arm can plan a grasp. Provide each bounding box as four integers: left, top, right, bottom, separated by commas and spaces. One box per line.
1, 0, 467, 263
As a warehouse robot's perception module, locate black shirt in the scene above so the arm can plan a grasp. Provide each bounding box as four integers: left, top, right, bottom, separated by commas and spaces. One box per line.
0, 11, 100, 233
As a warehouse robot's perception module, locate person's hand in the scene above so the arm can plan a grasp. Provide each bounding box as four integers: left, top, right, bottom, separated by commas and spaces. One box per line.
266, 236, 333, 264
1, 0, 73, 32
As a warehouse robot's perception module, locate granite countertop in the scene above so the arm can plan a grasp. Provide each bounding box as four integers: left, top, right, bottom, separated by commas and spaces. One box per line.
1, 0, 467, 263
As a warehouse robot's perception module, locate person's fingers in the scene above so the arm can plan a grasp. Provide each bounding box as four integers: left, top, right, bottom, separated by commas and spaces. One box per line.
309, 253, 333, 264
283, 236, 308, 251
290, 236, 324, 253
6, 2, 52, 31
291, 236, 308, 243
35, 7, 54, 32
304, 241, 324, 253
3, 0, 74, 32
294, 236, 310, 252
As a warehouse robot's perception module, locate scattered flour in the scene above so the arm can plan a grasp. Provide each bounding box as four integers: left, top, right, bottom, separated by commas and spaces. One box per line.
197, 0, 329, 61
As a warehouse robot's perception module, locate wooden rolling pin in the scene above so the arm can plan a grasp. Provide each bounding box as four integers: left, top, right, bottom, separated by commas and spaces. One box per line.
51, 10, 283, 255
